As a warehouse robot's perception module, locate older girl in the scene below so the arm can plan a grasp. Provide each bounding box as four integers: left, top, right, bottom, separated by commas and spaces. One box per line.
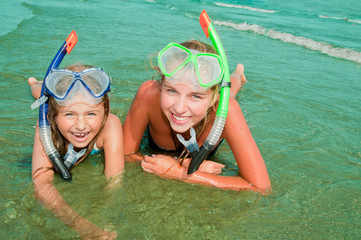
123, 40, 271, 193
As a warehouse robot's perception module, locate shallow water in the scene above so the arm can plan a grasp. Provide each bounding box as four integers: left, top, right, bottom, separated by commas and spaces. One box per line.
0, 0, 360, 239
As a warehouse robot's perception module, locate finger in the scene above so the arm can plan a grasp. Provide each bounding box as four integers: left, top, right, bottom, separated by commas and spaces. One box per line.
143, 155, 156, 163
141, 164, 153, 173
205, 161, 225, 169
141, 159, 154, 173
180, 158, 191, 167
151, 154, 170, 160
215, 162, 225, 168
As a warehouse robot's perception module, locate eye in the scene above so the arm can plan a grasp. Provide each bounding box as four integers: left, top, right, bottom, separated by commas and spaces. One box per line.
65, 113, 74, 117
163, 85, 177, 95
87, 112, 96, 117
191, 94, 202, 100
167, 89, 176, 94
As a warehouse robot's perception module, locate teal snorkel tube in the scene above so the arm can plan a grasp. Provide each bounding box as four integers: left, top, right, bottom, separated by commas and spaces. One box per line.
186, 10, 231, 174
33, 30, 78, 180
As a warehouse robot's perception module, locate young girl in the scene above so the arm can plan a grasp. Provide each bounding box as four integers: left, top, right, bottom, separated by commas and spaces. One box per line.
123, 40, 271, 193
29, 63, 123, 239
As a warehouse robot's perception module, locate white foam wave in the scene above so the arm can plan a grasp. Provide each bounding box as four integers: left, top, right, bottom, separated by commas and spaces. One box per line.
319, 15, 361, 25
215, 2, 276, 13
215, 21, 361, 64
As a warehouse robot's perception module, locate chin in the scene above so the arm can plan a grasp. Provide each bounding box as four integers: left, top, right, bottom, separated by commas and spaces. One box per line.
72, 142, 89, 149
169, 123, 192, 133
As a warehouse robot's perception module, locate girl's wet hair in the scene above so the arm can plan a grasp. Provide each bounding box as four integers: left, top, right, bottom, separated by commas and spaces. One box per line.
180, 40, 217, 54
47, 63, 110, 165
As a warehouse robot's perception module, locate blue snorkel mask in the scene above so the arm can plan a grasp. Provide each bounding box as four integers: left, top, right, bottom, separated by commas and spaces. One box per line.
32, 30, 78, 180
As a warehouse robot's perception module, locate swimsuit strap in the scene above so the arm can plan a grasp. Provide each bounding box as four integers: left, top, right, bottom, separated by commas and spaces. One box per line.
168, 121, 183, 152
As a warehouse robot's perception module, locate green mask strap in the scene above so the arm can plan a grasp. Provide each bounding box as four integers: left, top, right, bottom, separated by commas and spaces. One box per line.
187, 10, 231, 174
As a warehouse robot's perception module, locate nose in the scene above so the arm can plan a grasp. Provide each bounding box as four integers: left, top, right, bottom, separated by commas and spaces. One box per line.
75, 117, 86, 131
173, 96, 188, 114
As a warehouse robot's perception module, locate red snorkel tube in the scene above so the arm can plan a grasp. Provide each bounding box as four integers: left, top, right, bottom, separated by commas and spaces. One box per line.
38, 30, 78, 180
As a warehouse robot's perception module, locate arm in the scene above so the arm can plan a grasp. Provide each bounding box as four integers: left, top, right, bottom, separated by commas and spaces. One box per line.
32, 127, 116, 238
122, 81, 154, 162
141, 155, 255, 191
141, 99, 271, 193
223, 98, 271, 190
99, 114, 125, 189
101, 114, 125, 177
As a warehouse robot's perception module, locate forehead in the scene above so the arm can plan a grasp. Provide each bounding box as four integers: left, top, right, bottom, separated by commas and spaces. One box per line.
58, 95, 104, 112
163, 81, 212, 95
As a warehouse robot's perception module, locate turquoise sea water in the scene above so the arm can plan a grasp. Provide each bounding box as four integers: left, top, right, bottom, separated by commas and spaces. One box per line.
0, 0, 360, 239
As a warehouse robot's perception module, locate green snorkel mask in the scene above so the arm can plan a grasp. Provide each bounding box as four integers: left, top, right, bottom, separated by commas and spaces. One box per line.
174, 10, 231, 174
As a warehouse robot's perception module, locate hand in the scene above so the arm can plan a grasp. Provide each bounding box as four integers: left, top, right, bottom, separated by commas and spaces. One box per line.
71, 215, 117, 240
141, 154, 185, 180
181, 159, 225, 175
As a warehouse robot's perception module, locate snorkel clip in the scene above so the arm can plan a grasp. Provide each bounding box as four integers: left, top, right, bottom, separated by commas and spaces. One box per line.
176, 127, 199, 158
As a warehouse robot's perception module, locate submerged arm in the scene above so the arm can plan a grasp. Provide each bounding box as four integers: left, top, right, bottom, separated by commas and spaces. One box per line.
32, 127, 116, 238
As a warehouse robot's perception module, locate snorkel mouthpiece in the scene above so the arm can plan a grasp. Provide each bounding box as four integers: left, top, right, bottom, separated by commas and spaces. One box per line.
187, 10, 231, 174
176, 127, 199, 158
64, 143, 87, 169
37, 30, 78, 180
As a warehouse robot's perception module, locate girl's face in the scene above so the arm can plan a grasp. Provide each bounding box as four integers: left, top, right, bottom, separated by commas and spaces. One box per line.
160, 81, 214, 133
55, 97, 105, 149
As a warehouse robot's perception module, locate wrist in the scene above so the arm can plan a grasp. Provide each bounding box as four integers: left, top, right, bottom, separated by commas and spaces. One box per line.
125, 152, 143, 162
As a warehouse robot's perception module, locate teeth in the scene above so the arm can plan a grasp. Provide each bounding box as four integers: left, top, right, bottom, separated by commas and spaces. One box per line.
74, 133, 88, 138
173, 115, 189, 121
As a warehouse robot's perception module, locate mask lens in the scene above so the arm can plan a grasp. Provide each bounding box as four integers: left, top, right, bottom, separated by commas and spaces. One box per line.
81, 69, 110, 97
160, 45, 190, 75
45, 70, 75, 99
196, 55, 222, 86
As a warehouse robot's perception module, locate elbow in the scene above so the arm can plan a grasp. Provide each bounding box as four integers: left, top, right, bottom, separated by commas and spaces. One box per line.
33, 180, 48, 204
251, 181, 272, 195
32, 171, 55, 205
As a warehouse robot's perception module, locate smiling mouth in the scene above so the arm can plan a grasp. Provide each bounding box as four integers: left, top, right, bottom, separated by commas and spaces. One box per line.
72, 132, 90, 140
171, 113, 191, 123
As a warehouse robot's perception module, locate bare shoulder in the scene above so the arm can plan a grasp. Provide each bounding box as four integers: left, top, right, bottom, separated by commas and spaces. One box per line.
135, 80, 161, 103
98, 113, 123, 148
106, 113, 122, 125
103, 113, 122, 133
227, 97, 244, 117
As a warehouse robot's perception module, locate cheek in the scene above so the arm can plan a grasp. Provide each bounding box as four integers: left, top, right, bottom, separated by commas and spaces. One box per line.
160, 92, 172, 112
192, 94, 214, 116
191, 101, 210, 118
88, 117, 104, 132
55, 116, 71, 135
